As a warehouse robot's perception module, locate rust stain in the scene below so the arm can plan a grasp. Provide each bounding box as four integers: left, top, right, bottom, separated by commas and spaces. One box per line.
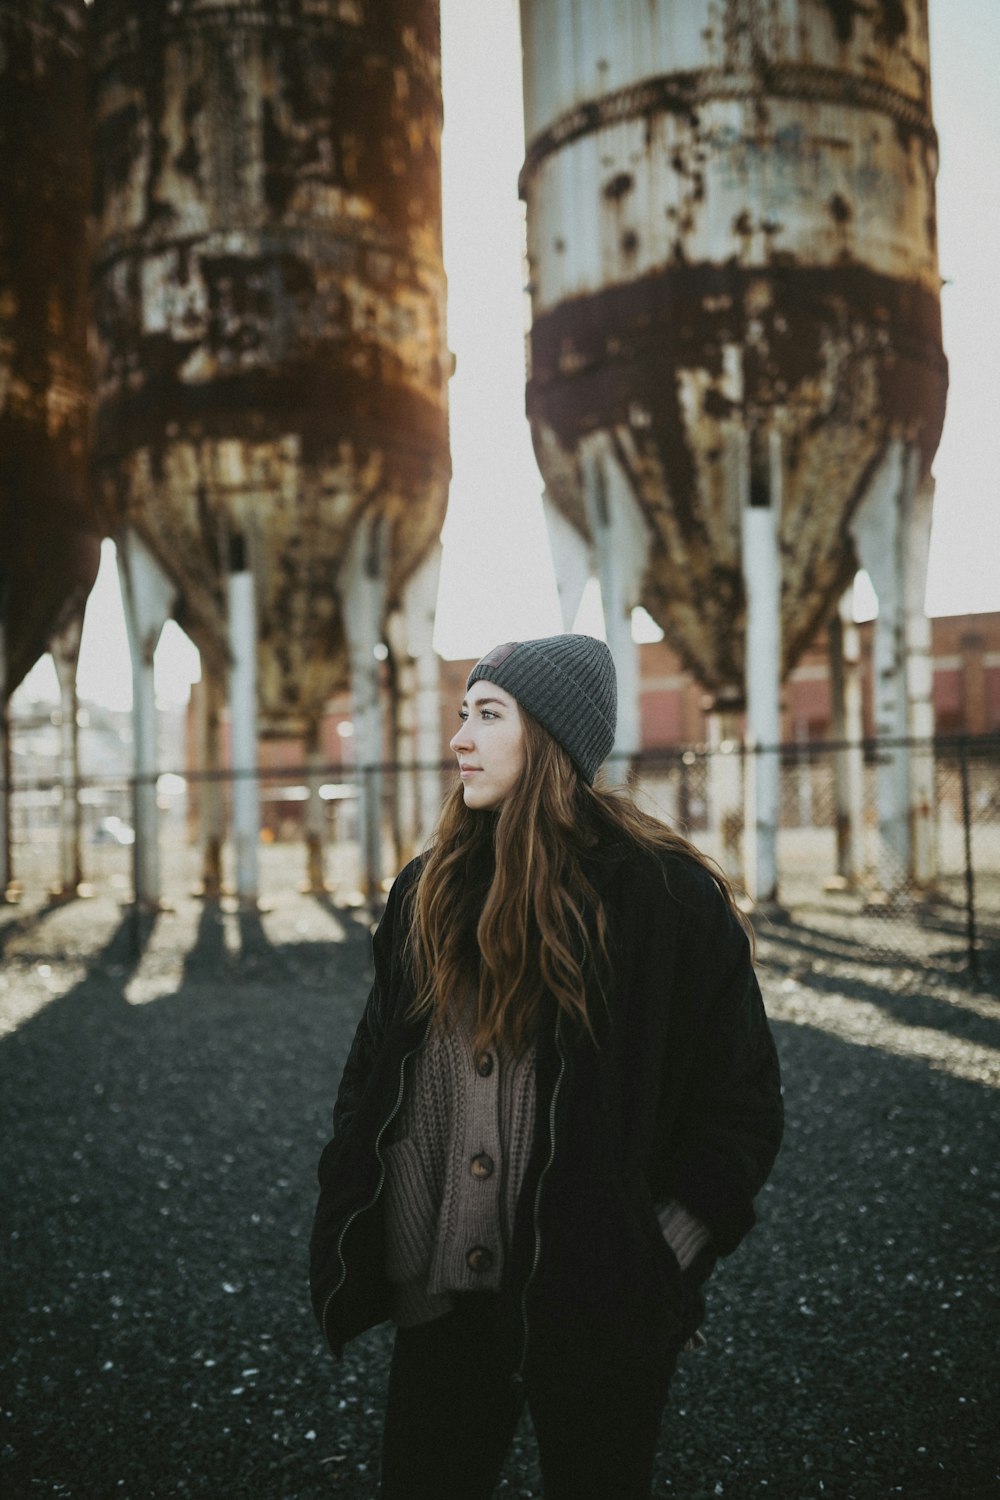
828, 191, 852, 223
520, 0, 944, 702
603, 171, 634, 202
90, 0, 450, 721
819, 0, 910, 47
527, 261, 946, 697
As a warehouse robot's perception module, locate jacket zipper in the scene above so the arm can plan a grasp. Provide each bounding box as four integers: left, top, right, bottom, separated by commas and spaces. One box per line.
513, 1012, 566, 1385
321, 1037, 423, 1354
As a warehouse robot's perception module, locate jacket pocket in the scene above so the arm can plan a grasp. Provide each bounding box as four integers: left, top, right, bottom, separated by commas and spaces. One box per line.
382, 1138, 438, 1284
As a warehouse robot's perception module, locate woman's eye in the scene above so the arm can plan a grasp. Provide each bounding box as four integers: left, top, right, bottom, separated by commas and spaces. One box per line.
480, 709, 498, 720
457, 708, 468, 722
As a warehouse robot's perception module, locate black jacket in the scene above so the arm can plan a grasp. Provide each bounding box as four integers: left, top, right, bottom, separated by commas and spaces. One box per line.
309, 841, 783, 1375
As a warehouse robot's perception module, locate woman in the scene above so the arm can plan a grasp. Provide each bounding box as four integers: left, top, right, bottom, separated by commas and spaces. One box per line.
310, 633, 783, 1500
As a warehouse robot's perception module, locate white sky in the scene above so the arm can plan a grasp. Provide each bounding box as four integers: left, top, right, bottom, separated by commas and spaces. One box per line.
19, 0, 1000, 712
923, 0, 1000, 617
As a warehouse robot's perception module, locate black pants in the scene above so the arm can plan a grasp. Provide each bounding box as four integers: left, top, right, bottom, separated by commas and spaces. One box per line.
379, 1295, 676, 1500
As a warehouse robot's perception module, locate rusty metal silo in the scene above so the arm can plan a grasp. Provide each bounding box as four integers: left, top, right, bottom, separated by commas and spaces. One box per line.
0, 0, 97, 690
518, 0, 947, 898
0, 0, 98, 896
90, 0, 451, 901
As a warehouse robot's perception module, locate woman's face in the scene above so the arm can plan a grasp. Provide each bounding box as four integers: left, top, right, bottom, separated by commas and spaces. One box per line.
449, 679, 525, 810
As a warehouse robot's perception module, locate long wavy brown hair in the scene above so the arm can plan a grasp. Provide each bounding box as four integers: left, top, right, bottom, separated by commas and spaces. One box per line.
405, 710, 751, 1055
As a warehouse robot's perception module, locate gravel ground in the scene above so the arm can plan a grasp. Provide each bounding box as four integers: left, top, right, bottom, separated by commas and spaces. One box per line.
1, 873, 998, 1500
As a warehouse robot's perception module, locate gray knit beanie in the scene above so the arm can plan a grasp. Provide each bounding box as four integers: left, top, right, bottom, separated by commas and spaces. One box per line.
466, 634, 617, 783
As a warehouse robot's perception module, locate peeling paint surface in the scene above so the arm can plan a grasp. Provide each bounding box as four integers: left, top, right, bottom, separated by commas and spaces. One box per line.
0, 0, 98, 691
520, 0, 946, 698
91, 0, 450, 721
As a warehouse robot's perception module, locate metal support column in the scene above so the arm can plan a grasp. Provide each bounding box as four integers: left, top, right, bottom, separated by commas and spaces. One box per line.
706, 707, 745, 887
196, 667, 225, 898
118, 533, 176, 910
387, 544, 442, 864
227, 538, 260, 907
905, 471, 937, 889
581, 435, 649, 786
743, 428, 783, 906
343, 514, 387, 904
828, 584, 865, 888
542, 489, 591, 633
387, 628, 415, 869
303, 715, 327, 893
50, 613, 86, 898
851, 441, 912, 892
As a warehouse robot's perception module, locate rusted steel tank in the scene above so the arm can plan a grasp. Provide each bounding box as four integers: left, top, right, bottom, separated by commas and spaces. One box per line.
0, 0, 98, 691
519, 0, 947, 698
90, 0, 450, 724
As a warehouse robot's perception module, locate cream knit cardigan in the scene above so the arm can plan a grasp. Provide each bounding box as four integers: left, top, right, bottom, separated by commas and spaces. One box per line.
383, 1019, 710, 1329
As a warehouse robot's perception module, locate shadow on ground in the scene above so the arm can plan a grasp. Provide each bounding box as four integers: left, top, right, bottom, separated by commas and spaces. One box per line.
1, 893, 998, 1499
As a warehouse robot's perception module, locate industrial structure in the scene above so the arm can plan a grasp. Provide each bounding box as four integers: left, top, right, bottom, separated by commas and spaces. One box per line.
518, 0, 947, 900
90, 0, 450, 904
0, 0, 99, 900
0, 0, 957, 911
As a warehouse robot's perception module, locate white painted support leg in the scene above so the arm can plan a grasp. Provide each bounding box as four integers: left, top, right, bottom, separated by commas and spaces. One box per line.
851, 442, 914, 892
304, 715, 327, 894
344, 516, 387, 904
580, 437, 649, 786
50, 614, 85, 898
196, 668, 225, 899
828, 585, 865, 888
414, 603, 444, 846
227, 551, 260, 907
385, 602, 418, 871
706, 710, 745, 886
905, 472, 937, 889
742, 430, 783, 906
387, 635, 416, 869
118, 533, 176, 910
542, 491, 591, 632
388, 545, 442, 863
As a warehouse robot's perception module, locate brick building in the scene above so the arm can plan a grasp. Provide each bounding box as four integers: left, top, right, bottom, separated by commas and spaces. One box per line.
439, 610, 1000, 753
188, 610, 1000, 813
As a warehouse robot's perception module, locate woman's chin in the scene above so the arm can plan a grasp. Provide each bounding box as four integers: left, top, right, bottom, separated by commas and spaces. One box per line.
462, 782, 498, 811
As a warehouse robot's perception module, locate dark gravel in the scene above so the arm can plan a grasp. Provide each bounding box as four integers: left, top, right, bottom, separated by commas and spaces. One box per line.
1, 881, 998, 1500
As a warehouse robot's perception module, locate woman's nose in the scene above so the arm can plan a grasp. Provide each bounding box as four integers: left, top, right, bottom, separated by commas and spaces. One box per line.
450, 723, 471, 753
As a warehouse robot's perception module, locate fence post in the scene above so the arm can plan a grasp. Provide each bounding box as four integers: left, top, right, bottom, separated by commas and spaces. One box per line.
957, 736, 980, 984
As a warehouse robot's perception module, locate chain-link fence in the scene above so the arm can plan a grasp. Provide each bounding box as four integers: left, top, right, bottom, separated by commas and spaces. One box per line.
630, 736, 999, 986
4, 736, 998, 985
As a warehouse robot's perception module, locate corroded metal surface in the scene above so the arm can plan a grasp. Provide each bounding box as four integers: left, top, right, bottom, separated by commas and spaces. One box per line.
519, 0, 947, 699
0, 0, 98, 692
91, 0, 450, 724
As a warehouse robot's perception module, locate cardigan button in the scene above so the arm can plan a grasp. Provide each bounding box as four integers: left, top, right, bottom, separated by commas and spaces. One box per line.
475, 1052, 494, 1078
470, 1153, 494, 1180
466, 1245, 494, 1273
